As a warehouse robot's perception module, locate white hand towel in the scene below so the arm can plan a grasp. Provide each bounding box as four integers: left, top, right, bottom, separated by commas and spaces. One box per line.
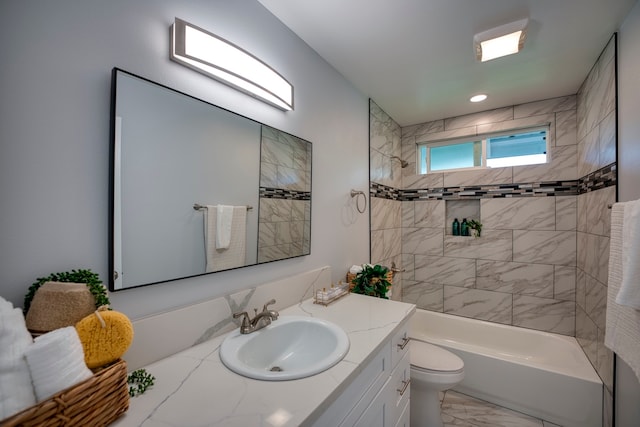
0, 296, 36, 420
216, 205, 234, 249
349, 265, 363, 275
205, 206, 247, 272
605, 202, 640, 382
24, 326, 93, 401
204, 205, 217, 272
615, 199, 640, 309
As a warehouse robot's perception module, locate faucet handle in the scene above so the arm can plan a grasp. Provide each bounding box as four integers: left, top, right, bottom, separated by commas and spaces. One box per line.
262, 299, 276, 312
233, 311, 251, 328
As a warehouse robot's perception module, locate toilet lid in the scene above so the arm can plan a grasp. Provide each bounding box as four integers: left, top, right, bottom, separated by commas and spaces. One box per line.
410, 340, 464, 372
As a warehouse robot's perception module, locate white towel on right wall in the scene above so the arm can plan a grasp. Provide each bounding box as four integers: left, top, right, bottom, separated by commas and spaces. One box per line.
605, 200, 640, 382
615, 199, 640, 309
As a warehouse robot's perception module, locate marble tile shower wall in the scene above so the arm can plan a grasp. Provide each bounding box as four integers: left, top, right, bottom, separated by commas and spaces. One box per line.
258, 126, 311, 263
370, 100, 403, 300
575, 36, 617, 422
397, 94, 579, 335
369, 36, 617, 427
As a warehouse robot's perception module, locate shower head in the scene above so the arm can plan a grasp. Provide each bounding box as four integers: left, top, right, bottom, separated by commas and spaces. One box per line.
391, 156, 409, 168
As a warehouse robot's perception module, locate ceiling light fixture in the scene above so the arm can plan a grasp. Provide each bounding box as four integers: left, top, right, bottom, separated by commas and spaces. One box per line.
170, 18, 294, 111
470, 94, 488, 103
474, 18, 529, 62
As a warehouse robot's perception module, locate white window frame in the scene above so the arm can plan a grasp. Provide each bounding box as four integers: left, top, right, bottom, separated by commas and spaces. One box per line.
417, 125, 549, 174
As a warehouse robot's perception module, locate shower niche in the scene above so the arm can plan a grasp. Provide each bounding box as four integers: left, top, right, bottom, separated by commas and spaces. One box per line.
445, 200, 480, 236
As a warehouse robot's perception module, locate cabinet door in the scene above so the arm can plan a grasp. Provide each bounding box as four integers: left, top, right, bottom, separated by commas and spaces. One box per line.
354, 349, 411, 427
394, 399, 410, 427
389, 350, 411, 424
390, 319, 411, 370
321, 343, 391, 427
353, 378, 392, 427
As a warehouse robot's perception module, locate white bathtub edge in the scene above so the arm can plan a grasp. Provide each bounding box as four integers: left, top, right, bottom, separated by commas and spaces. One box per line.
410, 309, 603, 427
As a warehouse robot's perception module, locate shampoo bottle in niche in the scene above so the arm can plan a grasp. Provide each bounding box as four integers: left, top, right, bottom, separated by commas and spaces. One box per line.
461, 218, 469, 236
452, 218, 460, 236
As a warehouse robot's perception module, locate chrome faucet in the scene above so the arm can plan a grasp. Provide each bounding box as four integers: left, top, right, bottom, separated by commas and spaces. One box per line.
233, 299, 279, 334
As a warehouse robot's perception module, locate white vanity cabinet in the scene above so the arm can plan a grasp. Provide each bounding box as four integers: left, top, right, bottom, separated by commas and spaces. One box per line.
312, 317, 412, 427
115, 293, 416, 427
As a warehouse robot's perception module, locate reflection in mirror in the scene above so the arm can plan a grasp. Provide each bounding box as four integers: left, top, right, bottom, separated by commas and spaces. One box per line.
110, 69, 311, 291
258, 126, 312, 262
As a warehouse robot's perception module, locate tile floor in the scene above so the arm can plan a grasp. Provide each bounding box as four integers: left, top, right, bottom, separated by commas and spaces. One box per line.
441, 390, 562, 427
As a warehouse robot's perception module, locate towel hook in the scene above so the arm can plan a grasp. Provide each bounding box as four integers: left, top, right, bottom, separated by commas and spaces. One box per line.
350, 190, 367, 214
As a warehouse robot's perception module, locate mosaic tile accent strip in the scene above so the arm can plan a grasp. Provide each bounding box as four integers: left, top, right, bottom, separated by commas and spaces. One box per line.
371, 162, 616, 201
259, 187, 311, 200
370, 180, 578, 201
370, 182, 400, 200
578, 163, 617, 194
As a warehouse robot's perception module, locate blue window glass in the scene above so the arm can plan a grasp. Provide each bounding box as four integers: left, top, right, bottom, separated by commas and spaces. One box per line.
418, 127, 548, 173
430, 141, 479, 171
487, 130, 546, 159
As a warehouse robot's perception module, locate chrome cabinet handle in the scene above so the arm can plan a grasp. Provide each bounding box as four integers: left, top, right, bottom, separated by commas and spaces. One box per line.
397, 337, 410, 350
397, 379, 411, 396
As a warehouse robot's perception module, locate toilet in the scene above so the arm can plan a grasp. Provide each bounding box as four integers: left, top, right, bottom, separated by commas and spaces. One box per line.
410, 340, 465, 427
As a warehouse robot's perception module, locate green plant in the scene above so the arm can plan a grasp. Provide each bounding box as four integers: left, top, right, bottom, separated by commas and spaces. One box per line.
23, 269, 110, 315
127, 369, 155, 397
350, 264, 391, 299
467, 219, 483, 237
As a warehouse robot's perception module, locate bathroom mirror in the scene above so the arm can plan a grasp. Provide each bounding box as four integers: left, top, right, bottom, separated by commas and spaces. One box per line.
110, 68, 311, 291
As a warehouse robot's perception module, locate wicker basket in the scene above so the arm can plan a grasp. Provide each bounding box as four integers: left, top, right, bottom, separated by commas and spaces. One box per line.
1, 359, 129, 427
346, 270, 393, 291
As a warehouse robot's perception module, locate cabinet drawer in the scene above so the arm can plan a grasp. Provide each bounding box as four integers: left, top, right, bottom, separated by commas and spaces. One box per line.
390, 318, 411, 370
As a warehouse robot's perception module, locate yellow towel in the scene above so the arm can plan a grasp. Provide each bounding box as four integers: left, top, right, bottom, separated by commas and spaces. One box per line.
75, 310, 134, 369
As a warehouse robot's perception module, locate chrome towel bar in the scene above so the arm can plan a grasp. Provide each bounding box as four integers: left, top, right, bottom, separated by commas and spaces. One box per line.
193, 203, 253, 211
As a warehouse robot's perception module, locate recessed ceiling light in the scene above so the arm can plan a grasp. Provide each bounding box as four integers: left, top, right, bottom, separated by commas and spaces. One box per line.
474, 18, 528, 62
470, 94, 488, 103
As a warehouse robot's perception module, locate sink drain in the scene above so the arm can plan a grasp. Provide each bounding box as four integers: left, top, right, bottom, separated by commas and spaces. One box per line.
269, 366, 283, 372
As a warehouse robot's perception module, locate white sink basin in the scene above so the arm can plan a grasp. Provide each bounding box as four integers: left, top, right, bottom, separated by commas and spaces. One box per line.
219, 315, 350, 381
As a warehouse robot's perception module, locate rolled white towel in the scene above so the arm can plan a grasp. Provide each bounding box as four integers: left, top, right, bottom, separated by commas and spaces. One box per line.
349, 265, 364, 275
0, 296, 37, 420
24, 326, 93, 401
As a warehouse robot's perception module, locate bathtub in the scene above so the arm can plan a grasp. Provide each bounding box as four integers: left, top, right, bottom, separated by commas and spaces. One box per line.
410, 309, 602, 427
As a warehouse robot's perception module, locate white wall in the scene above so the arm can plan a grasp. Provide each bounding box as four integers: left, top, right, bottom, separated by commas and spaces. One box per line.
0, 0, 370, 319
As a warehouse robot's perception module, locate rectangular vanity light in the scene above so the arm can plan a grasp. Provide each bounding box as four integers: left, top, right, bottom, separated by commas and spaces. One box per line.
170, 18, 294, 111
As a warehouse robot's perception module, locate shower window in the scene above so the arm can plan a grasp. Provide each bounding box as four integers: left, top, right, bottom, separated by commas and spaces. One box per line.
418, 126, 548, 174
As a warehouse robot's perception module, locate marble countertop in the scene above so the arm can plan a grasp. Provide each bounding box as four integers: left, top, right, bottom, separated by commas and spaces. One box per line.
112, 294, 415, 427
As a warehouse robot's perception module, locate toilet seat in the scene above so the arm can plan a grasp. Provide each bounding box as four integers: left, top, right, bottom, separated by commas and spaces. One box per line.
410, 340, 464, 373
